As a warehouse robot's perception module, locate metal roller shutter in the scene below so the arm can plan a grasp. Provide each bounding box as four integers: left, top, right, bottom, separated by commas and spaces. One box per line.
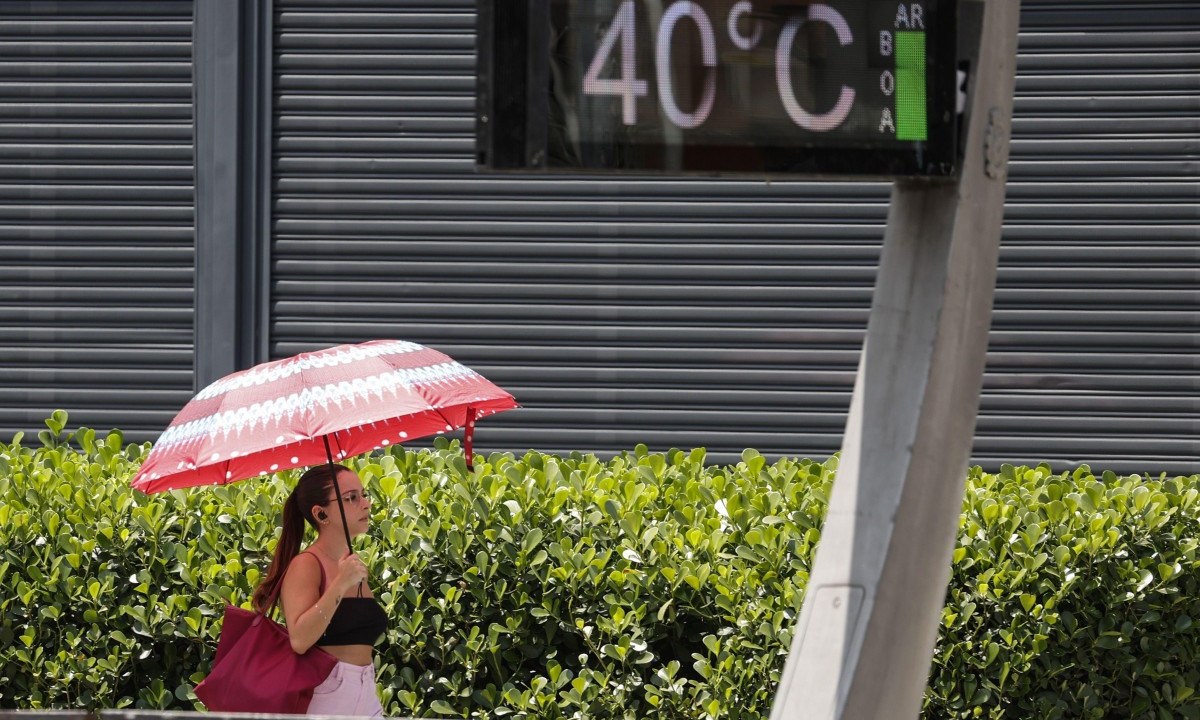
987, 0, 1199, 472
271, 0, 1198, 473
0, 1, 195, 441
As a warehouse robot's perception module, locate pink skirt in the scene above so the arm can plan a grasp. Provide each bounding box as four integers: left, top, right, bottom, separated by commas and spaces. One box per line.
307, 660, 384, 717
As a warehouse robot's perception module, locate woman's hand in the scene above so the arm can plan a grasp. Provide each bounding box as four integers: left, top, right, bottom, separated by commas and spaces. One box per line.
333, 552, 368, 595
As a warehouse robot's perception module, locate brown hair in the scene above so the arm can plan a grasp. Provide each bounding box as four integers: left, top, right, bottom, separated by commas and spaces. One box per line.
251, 464, 348, 612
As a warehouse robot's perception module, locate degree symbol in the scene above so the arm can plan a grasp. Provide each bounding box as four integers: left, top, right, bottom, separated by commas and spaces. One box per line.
728, 1, 763, 51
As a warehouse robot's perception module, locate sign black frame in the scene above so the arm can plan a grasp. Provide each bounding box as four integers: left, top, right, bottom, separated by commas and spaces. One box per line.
477, 0, 960, 179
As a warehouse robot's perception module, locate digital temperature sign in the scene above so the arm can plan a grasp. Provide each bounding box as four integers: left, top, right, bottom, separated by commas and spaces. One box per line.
477, 0, 958, 178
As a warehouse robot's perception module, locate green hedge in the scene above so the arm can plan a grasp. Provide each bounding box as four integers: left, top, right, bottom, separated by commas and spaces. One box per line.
0, 412, 1197, 719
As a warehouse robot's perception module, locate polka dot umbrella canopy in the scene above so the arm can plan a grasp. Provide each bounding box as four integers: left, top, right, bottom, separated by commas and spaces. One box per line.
131, 339, 519, 495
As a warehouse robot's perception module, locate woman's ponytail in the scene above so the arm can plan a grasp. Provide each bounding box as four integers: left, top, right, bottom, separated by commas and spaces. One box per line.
251, 465, 347, 612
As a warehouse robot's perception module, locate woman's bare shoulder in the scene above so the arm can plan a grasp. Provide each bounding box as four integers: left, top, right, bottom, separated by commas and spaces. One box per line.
281, 551, 322, 592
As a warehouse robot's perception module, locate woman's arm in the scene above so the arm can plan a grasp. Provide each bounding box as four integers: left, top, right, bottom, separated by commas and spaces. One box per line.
280, 552, 370, 653
279, 554, 343, 654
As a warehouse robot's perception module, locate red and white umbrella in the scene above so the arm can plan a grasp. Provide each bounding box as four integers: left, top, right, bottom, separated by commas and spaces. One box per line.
132, 339, 518, 494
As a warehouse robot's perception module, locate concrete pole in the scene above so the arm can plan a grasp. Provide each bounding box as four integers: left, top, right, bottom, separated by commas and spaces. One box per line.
769, 1, 1021, 718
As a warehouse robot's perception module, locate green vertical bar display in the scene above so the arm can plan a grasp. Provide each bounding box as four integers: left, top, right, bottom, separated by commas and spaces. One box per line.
895, 31, 926, 141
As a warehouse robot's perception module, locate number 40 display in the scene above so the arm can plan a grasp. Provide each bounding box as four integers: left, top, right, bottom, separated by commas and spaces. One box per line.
582, 0, 929, 138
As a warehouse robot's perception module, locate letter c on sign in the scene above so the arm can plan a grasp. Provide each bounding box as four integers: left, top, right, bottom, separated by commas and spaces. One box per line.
775, 4, 856, 132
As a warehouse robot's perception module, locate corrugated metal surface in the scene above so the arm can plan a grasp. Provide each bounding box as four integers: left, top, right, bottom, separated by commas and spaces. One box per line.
988, 0, 1199, 472
0, 1, 194, 440
270, 0, 1199, 473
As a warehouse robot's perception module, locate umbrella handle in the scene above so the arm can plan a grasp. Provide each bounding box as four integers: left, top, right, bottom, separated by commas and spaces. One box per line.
323, 435, 355, 556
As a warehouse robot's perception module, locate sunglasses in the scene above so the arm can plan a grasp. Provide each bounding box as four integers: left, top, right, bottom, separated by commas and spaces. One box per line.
327, 489, 370, 506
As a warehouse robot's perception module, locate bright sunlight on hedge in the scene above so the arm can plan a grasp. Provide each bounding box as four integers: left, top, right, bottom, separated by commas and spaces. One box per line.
1, 412, 1197, 719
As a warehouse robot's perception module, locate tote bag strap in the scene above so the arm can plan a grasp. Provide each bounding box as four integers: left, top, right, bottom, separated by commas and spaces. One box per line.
298, 550, 328, 595
297, 549, 362, 598
266, 550, 360, 619
262, 564, 288, 621
262, 550, 326, 620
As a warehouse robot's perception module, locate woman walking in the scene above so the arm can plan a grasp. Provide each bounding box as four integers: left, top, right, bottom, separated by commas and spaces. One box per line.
251, 464, 388, 717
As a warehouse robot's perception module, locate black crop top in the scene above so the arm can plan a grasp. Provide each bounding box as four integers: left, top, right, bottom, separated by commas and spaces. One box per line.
301, 552, 388, 647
